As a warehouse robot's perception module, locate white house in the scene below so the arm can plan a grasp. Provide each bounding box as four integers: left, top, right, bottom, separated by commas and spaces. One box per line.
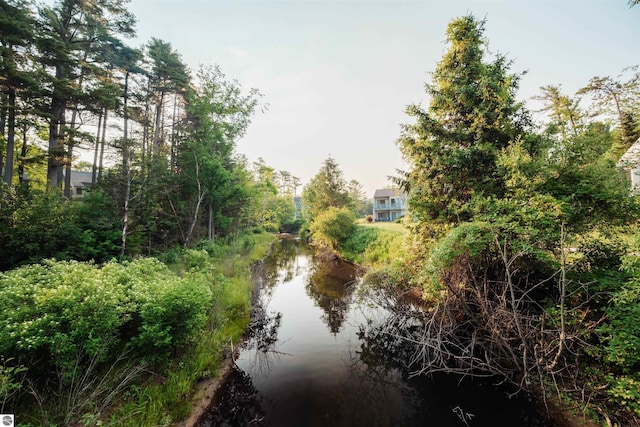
67, 170, 94, 199
372, 188, 407, 222
617, 137, 640, 192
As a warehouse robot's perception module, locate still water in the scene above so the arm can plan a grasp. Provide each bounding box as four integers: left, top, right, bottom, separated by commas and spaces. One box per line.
201, 237, 548, 427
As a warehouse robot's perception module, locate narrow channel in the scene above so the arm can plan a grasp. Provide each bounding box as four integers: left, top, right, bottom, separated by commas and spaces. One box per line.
201, 237, 549, 427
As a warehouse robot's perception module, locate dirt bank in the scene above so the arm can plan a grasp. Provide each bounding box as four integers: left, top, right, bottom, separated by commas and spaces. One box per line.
176, 357, 236, 427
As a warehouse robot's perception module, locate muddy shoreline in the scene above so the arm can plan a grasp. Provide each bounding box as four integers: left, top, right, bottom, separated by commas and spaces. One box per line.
176, 357, 236, 427
177, 247, 274, 427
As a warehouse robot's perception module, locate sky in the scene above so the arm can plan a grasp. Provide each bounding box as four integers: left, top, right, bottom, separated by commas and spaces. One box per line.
125, 0, 639, 197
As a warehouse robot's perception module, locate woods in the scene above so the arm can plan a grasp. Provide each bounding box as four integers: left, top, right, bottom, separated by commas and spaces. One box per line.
0, 0, 300, 269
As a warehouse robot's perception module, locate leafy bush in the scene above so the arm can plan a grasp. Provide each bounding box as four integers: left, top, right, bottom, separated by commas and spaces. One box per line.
0, 189, 121, 270
309, 206, 356, 249
0, 258, 213, 380
598, 253, 640, 371
342, 226, 380, 256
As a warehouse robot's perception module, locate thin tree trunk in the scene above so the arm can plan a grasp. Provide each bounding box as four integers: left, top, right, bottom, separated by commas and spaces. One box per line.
18, 122, 27, 185
64, 107, 79, 198
141, 81, 151, 180
121, 71, 131, 256
0, 93, 7, 179
3, 90, 16, 187
152, 91, 164, 156
185, 155, 204, 247
170, 92, 178, 171
98, 109, 108, 180
92, 110, 103, 185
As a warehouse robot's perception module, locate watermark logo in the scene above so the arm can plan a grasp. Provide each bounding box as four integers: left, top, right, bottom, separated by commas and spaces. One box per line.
0, 415, 14, 427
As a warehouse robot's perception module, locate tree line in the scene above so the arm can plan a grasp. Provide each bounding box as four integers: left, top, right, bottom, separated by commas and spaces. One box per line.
0, 0, 303, 269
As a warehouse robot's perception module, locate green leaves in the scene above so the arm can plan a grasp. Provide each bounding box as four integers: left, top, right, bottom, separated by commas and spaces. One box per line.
309, 206, 356, 250
0, 257, 213, 376
302, 157, 354, 223
398, 14, 529, 226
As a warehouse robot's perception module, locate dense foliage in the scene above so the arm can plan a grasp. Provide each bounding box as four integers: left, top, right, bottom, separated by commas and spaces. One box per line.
308, 206, 356, 249
0, 232, 274, 425
301, 156, 370, 248
0, 0, 299, 267
0, 0, 296, 423
391, 14, 640, 425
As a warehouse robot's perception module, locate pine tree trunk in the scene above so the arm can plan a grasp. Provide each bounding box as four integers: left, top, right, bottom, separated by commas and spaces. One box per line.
3, 90, 16, 187
18, 123, 27, 185
47, 97, 65, 187
152, 91, 164, 156
170, 92, 178, 171
98, 109, 108, 180
92, 110, 103, 184
64, 107, 79, 198
0, 93, 6, 178
121, 71, 131, 256
47, 63, 67, 188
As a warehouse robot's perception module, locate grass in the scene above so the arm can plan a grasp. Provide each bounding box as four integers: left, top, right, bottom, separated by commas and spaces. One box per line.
358, 220, 407, 233
342, 222, 407, 266
108, 232, 275, 426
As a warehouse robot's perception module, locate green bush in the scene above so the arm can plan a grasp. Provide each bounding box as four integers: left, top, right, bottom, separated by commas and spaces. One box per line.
598, 253, 640, 371
309, 206, 356, 249
0, 189, 121, 270
342, 226, 380, 255
0, 258, 213, 379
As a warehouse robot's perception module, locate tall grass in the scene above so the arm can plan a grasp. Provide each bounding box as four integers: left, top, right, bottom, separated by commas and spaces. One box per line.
341, 224, 406, 266
111, 232, 275, 426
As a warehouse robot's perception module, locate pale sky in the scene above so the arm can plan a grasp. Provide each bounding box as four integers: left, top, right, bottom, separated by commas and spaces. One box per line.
127, 0, 639, 196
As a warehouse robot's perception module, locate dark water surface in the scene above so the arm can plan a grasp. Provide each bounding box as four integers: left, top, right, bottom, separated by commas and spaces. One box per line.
201, 238, 548, 427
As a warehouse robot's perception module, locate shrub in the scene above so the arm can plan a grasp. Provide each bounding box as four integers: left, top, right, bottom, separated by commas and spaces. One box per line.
0, 258, 213, 379
309, 207, 356, 249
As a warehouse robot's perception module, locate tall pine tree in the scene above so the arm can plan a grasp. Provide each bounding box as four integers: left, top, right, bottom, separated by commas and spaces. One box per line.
397, 15, 530, 227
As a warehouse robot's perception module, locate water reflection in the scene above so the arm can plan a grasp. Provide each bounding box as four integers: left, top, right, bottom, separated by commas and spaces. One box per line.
202, 238, 549, 427
306, 255, 358, 334
258, 238, 307, 293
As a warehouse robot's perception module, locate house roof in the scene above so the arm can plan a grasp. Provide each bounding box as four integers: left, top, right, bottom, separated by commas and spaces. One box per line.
70, 170, 94, 188
373, 188, 404, 198
618, 137, 640, 169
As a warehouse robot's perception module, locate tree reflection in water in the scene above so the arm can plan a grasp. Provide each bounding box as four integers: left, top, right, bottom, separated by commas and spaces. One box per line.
203, 239, 549, 427
255, 237, 306, 296
305, 254, 358, 334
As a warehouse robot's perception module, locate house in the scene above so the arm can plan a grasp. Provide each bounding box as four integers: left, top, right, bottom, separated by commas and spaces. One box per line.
617, 137, 640, 192
372, 188, 407, 222
293, 196, 302, 220
68, 170, 94, 199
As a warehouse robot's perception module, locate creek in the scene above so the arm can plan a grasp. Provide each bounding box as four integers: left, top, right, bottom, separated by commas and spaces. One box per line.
200, 237, 550, 427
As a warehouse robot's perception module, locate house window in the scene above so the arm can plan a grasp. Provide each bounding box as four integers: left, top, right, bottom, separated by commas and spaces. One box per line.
76, 187, 83, 195
379, 200, 386, 207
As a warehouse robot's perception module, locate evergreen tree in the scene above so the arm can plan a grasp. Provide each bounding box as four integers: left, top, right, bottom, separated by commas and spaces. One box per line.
37, 0, 135, 188
146, 38, 189, 158
301, 156, 351, 223
0, 0, 38, 188
397, 15, 530, 227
